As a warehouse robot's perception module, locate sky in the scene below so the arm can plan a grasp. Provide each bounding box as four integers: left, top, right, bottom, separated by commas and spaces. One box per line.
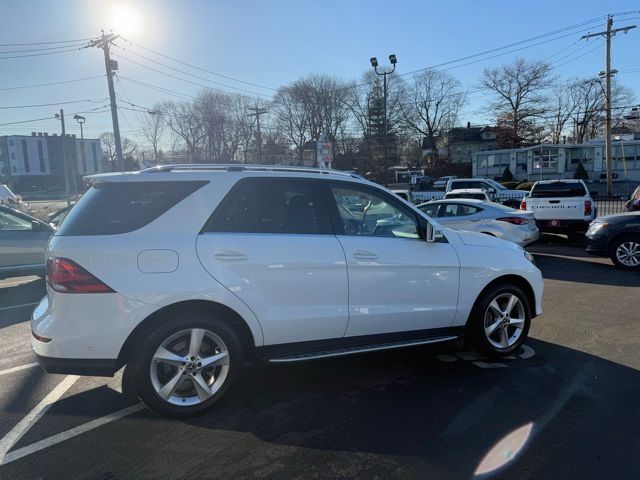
1, 0, 639, 148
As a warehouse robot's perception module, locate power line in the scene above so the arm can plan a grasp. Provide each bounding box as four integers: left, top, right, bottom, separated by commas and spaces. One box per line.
0, 75, 105, 91
0, 38, 91, 47
119, 76, 198, 100
111, 49, 272, 99
119, 36, 278, 92
0, 45, 86, 60
111, 52, 271, 100
0, 42, 87, 54
0, 98, 109, 110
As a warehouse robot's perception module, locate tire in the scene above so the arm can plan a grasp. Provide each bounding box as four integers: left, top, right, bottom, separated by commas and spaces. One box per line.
608, 235, 640, 271
466, 283, 531, 356
132, 311, 243, 418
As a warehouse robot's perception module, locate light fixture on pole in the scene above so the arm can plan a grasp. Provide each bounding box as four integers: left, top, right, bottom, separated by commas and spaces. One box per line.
370, 54, 397, 184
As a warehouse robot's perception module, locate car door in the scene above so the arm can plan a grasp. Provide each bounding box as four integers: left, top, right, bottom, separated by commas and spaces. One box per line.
436, 202, 484, 231
0, 209, 52, 269
328, 182, 460, 338
196, 178, 349, 345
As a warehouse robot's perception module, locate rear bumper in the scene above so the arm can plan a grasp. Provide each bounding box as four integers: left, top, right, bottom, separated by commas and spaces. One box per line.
536, 219, 590, 233
35, 353, 119, 377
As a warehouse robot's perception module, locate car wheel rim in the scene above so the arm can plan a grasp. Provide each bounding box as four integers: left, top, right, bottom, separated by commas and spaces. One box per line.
483, 293, 526, 349
150, 328, 230, 407
616, 241, 640, 267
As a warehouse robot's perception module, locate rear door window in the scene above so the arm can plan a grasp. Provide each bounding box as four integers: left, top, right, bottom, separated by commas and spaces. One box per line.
56, 181, 208, 236
531, 182, 587, 198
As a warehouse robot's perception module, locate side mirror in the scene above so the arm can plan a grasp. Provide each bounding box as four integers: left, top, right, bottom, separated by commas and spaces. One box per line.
31, 220, 43, 231
488, 187, 497, 194
425, 222, 444, 243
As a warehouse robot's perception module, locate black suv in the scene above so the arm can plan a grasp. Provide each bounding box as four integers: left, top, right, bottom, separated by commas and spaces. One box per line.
585, 212, 640, 270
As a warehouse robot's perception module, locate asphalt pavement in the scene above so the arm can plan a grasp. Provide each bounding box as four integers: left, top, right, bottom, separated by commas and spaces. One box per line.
0, 239, 638, 479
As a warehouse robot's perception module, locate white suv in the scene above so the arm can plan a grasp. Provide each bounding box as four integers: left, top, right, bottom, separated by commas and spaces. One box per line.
32, 165, 543, 417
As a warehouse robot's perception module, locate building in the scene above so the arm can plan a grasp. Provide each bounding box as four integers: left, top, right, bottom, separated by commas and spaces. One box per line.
423, 124, 497, 164
473, 136, 640, 182
0, 132, 104, 191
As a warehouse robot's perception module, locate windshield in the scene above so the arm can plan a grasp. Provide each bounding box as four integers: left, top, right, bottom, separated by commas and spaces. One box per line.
531, 182, 587, 198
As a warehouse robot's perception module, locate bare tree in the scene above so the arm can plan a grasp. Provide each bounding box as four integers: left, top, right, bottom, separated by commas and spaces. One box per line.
139, 104, 166, 163
273, 82, 312, 164
480, 58, 553, 147
402, 69, 465, 162
545, 80, 577, 143
162, 100, 206, 162
99, 132, 138, 171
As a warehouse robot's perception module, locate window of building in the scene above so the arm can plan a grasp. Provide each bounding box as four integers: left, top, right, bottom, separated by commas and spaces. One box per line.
11, 153, 15, 160
533, 147, 558, 170
9, 139, 14, 147
12, 166, 17, 173
21, 139, 30, 173
37, 140, 45, 172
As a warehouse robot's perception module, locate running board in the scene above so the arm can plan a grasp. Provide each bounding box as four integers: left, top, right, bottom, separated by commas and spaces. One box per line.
268, 335, 459, 363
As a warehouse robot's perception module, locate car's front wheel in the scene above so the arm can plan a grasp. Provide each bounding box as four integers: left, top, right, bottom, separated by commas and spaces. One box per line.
609, 235, 640, 271
132, 312, 242, 418
467, 284, 531, 356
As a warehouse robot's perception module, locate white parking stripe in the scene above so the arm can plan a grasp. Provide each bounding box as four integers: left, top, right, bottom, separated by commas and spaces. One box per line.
0, 375, 79, 465
0, 302, 39, 311
1, 404, 145, 465
0, 363, 38, 376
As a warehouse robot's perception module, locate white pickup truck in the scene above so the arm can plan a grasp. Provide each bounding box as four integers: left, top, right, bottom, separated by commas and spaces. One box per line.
520, 179, 595, 234
446, 178, 525, 208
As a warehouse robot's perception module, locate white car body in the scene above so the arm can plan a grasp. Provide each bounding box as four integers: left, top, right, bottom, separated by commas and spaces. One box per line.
30, 165, 543, 415
446, 178, 525, 206
521, 179, 595, 233
433, 176, 458, 189
444, 188, 492, 202
418, 199, 539, 246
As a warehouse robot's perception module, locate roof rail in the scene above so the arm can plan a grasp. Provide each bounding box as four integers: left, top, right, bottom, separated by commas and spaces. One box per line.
140, 164, 362, 179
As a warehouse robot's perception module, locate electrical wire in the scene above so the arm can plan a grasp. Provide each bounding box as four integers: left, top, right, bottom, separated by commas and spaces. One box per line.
0, 98, 109, 110
0, 45, 85, 60
0, 75, 105, 91
0, 38, 91, 47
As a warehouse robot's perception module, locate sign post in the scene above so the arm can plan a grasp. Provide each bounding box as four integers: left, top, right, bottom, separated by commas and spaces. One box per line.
316, 133, 333, 169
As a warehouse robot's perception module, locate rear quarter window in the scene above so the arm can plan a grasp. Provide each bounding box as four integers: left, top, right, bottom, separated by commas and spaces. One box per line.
531, 182, 587, 198
56, 180, 208, 236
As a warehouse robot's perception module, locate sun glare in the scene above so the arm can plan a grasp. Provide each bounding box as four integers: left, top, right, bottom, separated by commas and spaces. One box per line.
109, 3, 144, 38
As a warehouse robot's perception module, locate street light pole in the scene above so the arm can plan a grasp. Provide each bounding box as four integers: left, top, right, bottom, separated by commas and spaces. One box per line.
370, 54, 397, 185
55, 110, 71, 207
74, 115, 87, 175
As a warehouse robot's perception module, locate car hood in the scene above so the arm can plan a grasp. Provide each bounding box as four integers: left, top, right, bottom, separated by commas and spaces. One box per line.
453, 229, 523, 251
595, 211, 640, 224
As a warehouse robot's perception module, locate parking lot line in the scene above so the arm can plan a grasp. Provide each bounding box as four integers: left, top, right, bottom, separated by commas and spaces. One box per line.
0, 302, 39, 312
1, 404, 145, 465
0, 375, 79, 465
0, 363, 38, 376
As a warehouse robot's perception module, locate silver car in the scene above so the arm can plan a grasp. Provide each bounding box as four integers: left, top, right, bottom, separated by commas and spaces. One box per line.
417, 198, 539, 246
0, 205, 54, 278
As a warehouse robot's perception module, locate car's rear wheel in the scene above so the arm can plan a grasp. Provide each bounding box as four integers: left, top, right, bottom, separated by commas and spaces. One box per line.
132, 312, 242, 418
467, 284, 531, 356
609, 235, 640, 271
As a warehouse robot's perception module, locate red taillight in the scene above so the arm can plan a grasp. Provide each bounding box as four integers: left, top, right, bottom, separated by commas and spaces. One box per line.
520, 200, 526, 210
46, 257, 114, 294
496, 216, 529, 225
584, 200, 592, 216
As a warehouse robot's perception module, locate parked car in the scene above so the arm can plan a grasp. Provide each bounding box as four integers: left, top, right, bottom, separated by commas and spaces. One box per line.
32, 165, 542, 417
46, 204, 74, 228
414, 175, 434, 190
391, 188, 413, 202
625, 185, 640, 212
418, 198, 539, 246
520, 179, 595, 235
0, 184, 30, 214
446, 178, 525, 208
433, 175, 458, 189
585, 212, 640, 270
444, 188, 492, 202
0, 205, 55, 278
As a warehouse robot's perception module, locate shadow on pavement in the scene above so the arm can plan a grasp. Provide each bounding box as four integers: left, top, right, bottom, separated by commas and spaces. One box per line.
533, 252, 640, 286
0, 277, 46, 329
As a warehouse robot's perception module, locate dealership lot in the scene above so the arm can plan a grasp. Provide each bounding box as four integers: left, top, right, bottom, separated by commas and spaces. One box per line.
0, 238, 638, 479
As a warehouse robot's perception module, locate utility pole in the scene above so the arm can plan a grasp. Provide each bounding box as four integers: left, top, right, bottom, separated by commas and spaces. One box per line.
246, 106, 268, 164
370, 54, 397, 185
55, 109, 71, 207
581, 16, 636, 195
89, 31, 124, 171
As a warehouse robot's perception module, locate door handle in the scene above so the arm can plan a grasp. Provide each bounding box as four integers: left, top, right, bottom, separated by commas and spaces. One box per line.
470, 218, 481, 222
353, 250, 379, 260
214, 250, 248, 261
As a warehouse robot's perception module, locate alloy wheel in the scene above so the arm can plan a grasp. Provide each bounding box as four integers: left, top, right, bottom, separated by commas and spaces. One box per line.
483, 293, 526, 349
150, 328, 230, 406
615, 241, 640, 267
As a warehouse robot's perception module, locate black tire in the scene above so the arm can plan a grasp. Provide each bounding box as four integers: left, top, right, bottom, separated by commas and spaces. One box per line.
466, 283, 531, 356
132, 311, 243, 418
608, 234, 640, 271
